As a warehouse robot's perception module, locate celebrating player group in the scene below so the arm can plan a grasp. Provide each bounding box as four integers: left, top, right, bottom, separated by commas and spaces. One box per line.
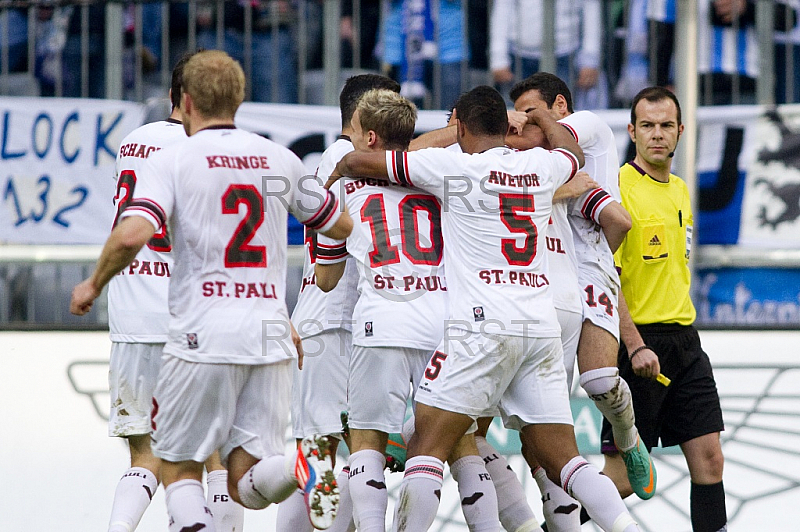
72, 48, 727, 532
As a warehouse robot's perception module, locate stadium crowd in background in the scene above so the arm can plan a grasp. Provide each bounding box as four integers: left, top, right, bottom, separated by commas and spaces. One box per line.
2, 0, 798, 107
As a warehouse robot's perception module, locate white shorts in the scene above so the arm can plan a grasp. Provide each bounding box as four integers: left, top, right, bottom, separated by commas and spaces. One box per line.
557, 308, 582, 390
579, 268, 621, 342
416, 327, 573, 431
292, 329, 352, 438
108, 342, 164, 438
348, 345, 431, 434
151, 354, 290, 466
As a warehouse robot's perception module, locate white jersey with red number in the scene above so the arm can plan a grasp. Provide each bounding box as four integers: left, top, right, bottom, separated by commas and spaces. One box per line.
318, 179, 447, 350
291, 137, 358, 338
385, 145, 579, 337
560, 111, 621, 281
109, 119, 186, 343
120, 126, 341, 364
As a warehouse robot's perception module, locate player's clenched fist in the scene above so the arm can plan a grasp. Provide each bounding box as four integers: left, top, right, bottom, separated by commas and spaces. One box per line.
71, 279, 101, 315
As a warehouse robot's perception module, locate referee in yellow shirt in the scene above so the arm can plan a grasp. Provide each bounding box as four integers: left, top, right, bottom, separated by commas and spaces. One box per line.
601, 87, 727, 532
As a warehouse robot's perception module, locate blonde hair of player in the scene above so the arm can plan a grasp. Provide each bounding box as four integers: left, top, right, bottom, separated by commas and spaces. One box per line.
182, 50, 245, 119
356, 89, 417, 151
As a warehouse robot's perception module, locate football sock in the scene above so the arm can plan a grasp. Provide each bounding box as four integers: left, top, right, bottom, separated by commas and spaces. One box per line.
560, 457, 639, 532
328, 467, 356, 532
108, 466, 158, 532
392, 456, 444, 532
348, 450, 388, 532
237, 454, 297, 510
205, 470, 243, 532
165, 479, 214, 532
474, 435, 537, 532
533, 466, 580, 532
540, 508, 591, 531
275, 489, 313, 532
691, 481, 727, 532
450, 454, 502, 532
580, 368, 638, 451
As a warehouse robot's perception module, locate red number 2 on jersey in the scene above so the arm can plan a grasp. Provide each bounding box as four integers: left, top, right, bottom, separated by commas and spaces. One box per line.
222, 184, 267, 268
113, 169, 171, 252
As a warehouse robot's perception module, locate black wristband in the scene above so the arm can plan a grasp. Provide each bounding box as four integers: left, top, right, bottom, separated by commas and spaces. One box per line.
629, 345, 653, 361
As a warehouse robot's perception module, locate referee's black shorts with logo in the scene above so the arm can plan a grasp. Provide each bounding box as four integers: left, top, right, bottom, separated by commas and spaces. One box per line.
601, 323, 724, 453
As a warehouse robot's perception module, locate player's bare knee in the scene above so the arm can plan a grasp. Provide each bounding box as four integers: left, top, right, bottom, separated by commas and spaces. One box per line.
475, 417, 493, 438
127, 433, 153, 462
689, 446, 724, 482
577, 321, 618, 371
227, 477, 243, 505
350, 428, 388, 454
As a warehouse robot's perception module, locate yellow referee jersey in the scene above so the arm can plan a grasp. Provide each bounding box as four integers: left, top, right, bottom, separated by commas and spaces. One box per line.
615, 162, 696, 325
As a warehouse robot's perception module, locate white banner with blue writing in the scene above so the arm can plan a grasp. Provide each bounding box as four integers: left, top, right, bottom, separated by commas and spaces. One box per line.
0, 98, 145, 244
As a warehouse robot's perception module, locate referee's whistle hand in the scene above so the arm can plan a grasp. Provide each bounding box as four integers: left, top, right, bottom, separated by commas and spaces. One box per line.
630, 347, 661, 381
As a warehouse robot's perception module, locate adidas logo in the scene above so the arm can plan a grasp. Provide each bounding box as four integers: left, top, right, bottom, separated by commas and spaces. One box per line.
649, 235, 661, 246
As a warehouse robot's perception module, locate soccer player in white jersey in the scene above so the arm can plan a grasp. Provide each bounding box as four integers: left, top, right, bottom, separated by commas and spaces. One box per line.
329, 86, 641, 532
71, 50, 352, 532
511, 73, 655, 507
315, 89, 498, 532
280, 74, 401, 532
106, 53, 243, 532
411, 111, 601, 532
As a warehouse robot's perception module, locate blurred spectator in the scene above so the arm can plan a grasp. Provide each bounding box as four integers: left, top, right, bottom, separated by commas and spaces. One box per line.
613, 0, 650, 106
774, 0, 799, 103
197, 0, 298, 103
697, 0, 759, 105
467, 0, 490, 72
649, 0, 796, 105
341, 0, 381, 70
646, 0, 676, 88
379, 0, 469, 110
1, 7, 28, 73
60, 3, 105, 98
490, 0, 608, 109
139, 1, 192, 99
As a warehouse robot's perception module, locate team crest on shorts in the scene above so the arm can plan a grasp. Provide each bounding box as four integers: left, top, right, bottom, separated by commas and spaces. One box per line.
186, 333, 199, 349
473, 306, 485, 322
365, 322, 374, 337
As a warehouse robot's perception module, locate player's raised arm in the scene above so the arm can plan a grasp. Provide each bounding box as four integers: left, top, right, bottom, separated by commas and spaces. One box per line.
330, 150, 392, 186
527, 107, 585, 167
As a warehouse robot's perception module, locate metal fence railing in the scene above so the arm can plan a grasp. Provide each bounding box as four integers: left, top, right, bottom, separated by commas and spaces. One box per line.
2, 1, 798, 109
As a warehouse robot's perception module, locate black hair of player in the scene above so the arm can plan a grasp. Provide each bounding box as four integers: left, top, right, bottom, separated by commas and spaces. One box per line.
453, 86, 508, 137
339, 74, 402, 128
170, 51, 200, 111
509, 72, 574, 114
630, 86, 682, 126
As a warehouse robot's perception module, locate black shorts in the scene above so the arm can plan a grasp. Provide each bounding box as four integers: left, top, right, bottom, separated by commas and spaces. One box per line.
601, 323, 724, 453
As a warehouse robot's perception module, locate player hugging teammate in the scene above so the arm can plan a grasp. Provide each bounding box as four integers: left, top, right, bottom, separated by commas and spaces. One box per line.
72, 47, 723, 532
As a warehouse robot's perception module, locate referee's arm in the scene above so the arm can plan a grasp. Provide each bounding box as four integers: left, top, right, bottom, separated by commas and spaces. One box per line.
618, 291, 661, 380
